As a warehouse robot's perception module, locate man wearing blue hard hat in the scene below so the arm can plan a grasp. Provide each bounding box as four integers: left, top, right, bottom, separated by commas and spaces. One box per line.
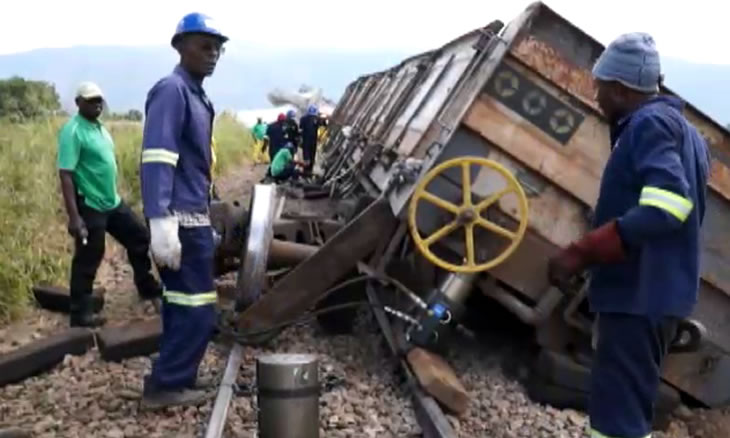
299, 104, 323, 175
548, 33, 710, 437
283, 108, 301, 154
138, 11, 228, 409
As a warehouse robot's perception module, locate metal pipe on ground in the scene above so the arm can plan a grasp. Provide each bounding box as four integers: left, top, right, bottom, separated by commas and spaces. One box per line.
257, 353, 320, 438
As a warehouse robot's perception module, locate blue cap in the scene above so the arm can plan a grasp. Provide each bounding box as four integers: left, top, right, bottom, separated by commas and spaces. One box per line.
592, 32, 661, 93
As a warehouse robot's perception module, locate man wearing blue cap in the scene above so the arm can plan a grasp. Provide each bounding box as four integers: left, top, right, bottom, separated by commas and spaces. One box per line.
284, 109, 301, 154
139, 12, 227, 409
547, 33, 710, 437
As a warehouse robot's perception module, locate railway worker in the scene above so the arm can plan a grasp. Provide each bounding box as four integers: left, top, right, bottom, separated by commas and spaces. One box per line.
283, 108, 301, 153
251, 117, 268, 164
138, 12, 228, 410
262, 113, 288, 174
317, 112, 329, 144
299, 104, 322, 175
547, 33, 710, 438
270, 142, 308, 183
57, 81, 162, 328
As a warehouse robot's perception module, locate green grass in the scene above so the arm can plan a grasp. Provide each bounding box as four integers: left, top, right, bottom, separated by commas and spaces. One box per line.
0, 111, 253, 324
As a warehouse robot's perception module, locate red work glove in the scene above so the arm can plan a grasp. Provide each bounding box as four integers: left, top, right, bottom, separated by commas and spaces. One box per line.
547, 220, 626, 290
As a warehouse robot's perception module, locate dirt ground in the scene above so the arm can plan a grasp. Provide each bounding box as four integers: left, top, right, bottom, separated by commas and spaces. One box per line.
1, 161, 730, 437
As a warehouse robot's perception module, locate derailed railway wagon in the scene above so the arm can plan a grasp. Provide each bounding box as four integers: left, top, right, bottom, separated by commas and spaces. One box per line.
205, 2, 730, 434
313, 1, 730, 410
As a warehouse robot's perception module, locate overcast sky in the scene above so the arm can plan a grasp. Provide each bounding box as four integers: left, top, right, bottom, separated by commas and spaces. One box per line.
1, 0, 727, 65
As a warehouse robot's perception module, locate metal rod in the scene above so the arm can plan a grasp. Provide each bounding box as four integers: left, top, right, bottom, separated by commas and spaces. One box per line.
204, 344, 244, 438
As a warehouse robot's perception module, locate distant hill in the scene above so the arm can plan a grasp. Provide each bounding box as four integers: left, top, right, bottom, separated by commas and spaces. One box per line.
0, 45, 728, 126
0, 44, 412, 114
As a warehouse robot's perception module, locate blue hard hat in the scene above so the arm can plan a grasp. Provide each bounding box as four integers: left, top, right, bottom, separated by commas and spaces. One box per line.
286, 109, 296, 119
307, 104, 318, 115
172, 12, 229, 47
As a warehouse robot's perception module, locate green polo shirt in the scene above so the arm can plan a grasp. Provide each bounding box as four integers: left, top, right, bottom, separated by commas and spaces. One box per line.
252, 123, 267, 141
271, 147, 293, 177
57, 114, 121, 212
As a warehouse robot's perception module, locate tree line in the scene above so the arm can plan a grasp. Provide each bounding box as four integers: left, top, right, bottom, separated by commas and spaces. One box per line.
0, 76, 142, 123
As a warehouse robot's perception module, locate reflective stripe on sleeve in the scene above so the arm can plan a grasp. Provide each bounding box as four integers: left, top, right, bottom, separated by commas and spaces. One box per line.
163, 291, 217, 307
639, 186, 693, 222
591, 428, 651, 438
141, 148, 179, 166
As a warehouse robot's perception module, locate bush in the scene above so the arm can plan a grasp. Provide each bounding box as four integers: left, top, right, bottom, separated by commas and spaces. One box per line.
0, 77, 61, 121
0, 114, 252, 323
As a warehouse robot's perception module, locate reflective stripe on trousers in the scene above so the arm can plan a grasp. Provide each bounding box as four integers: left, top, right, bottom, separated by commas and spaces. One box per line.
163, 290, 217, 306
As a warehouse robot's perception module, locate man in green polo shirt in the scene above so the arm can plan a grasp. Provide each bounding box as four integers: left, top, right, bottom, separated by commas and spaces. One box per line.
57, 82, 162, 327
270, 142, 307, 183
251, 117, 268, 164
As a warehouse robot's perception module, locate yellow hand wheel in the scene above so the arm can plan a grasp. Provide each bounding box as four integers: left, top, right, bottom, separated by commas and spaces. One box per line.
408, 156, 529, 273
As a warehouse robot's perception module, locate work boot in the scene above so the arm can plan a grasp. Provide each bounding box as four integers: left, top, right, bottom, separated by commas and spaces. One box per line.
140, 387, 212, 411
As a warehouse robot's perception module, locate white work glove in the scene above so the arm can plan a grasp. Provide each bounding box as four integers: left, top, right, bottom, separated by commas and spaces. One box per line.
149, 216, 182, 271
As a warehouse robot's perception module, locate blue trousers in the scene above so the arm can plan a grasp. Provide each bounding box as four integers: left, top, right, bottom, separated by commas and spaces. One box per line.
589, 313, 678, 438
146, 226, 217, 391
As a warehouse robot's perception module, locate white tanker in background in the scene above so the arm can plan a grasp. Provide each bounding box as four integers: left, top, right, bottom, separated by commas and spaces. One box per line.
236, 84, 335, 127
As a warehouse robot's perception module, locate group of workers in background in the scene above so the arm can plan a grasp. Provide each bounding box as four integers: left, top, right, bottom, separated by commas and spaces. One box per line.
54, 9, 710, 438
251, 105, 328, 182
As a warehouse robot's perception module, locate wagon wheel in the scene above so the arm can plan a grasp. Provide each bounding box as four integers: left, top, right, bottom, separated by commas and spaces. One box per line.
408, 156, 529, 273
